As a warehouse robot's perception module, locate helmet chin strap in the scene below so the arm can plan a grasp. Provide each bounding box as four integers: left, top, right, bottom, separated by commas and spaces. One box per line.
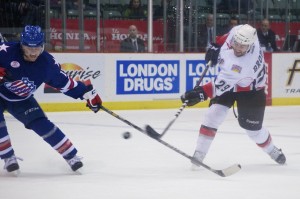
246, 43, 254, 54
40, 45, 45, 54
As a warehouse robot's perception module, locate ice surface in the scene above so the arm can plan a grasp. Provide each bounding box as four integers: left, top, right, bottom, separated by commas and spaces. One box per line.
0, 106, 299, 199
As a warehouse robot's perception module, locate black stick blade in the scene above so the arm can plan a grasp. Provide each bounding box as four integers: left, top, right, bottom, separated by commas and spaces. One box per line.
145, 125, 161, 139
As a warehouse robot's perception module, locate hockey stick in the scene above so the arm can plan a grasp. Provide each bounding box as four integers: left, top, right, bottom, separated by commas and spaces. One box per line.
146, 61, 212, 139
100, 105, 241, 177
150, 100, 188, 139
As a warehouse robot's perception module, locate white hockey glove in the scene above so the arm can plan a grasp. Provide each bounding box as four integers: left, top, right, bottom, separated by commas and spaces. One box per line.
83, 85, 102, 113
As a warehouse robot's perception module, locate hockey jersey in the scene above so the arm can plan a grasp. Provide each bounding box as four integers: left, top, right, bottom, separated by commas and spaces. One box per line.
206, 25, 267, 98
0, 42, 86, 101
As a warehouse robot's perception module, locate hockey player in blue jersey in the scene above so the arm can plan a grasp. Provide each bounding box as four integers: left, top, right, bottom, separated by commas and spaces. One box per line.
0, 25, 102, 173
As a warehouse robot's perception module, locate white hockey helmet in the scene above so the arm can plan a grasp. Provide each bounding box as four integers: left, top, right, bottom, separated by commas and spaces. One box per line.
233, 24, 257, 46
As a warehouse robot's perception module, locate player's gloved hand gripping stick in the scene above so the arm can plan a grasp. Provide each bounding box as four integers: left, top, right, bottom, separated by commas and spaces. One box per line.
83, 84, 102, 113
0, 67, 7, 84
145, 61, 212, 139
0, 67, 13, 84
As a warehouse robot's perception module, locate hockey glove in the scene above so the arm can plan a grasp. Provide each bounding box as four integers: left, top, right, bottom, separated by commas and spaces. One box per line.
83, 85, 102, 113
205, 43, 220, 66
180, 86, 208, 106
0, 67, 12, 84
0, 68, 6, 84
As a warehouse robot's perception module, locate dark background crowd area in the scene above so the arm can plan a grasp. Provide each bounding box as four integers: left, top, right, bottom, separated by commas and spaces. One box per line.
1, 0, 300, 51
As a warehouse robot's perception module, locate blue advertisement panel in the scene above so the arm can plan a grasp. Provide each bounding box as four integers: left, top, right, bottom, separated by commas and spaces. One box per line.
117, 60, 180, 94
186, 60, 220, 91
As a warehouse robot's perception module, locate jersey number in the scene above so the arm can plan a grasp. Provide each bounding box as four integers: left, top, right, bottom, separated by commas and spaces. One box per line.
215, 80, 230, 92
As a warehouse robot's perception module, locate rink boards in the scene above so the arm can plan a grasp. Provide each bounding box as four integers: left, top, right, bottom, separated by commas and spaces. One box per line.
35, 53, 300, 112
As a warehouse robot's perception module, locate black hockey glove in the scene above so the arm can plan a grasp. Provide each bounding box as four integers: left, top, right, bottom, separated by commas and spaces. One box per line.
83, 84, 102, 113
205, 43, 220, 66
180, 86, 208, 106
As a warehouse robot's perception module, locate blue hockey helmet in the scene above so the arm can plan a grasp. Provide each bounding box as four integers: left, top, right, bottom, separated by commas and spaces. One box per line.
20, 25, 44, 47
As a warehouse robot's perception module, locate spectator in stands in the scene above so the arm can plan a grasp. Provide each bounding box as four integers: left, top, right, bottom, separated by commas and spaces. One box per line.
154, 0, 169, 19
6, 0, 40, 27
50, 0, 61, 5
120, 25, 145, 52
217, 0, 248, 14
198, 14, 215, 52
50, 0, 74, 9
153, 0, 163, 19
70, 0, 85, 9
220, 15, 239, 35
257, 19, 278, 52
123, 0, 147, 19
29, 0, 45, 6
16, 1, 33, 25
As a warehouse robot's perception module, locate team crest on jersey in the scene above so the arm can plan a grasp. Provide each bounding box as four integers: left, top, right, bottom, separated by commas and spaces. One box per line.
4, 77, 36, 97
231, 64, 242, 73
10, 61, 20, 68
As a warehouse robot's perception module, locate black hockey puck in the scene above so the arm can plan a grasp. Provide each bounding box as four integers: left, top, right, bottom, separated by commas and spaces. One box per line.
123, 132, 131, 139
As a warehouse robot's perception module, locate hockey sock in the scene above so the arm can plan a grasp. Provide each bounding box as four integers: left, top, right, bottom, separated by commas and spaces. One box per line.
195, 125, 217, 154
28, 118, 77, 159
246, 127, 274, 153
0, 120, 14, 159
194, 104, 228, 155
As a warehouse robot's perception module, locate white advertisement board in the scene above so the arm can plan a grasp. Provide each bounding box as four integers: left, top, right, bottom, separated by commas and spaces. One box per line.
272, 54, 300, 98
34, 52, 300, 110
35, 53, 105, 102
35, 53, 215, 103
104, 53, 215, 101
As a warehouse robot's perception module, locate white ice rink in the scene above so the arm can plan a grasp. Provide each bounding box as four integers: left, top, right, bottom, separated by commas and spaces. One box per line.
0, 105, 299, 199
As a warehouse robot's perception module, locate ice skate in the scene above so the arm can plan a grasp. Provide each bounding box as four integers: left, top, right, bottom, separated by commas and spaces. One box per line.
66, 155, 83, 172
190, 151, 206, 170
269, 146, 286, 165
3, 155, 22, 176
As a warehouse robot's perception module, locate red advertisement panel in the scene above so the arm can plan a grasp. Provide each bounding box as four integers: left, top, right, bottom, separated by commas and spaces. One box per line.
267, 22, 300, 51
264, 52, 272, 105
50, 19, 164, 52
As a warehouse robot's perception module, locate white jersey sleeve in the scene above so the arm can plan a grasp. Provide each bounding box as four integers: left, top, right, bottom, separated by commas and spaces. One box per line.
212, 25, 266, 97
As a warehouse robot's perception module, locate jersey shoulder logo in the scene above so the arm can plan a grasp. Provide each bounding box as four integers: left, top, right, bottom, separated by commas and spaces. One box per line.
10, 61, 20, 68
0, 43, 9, 52
4, 77, 36, 97
231, 64, 242, 73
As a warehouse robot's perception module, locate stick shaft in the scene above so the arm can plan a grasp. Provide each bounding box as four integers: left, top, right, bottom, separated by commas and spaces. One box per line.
100, 105, 241, 177
158, 61, 212, 138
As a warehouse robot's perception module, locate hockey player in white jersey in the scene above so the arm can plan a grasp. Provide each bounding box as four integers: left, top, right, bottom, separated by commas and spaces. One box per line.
181, 24, 286, 165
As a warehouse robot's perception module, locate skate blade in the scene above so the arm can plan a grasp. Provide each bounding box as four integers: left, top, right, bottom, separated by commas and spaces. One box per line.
7, 169, 21, 177
73, 168, 83, 175
190, 164, 203, 171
